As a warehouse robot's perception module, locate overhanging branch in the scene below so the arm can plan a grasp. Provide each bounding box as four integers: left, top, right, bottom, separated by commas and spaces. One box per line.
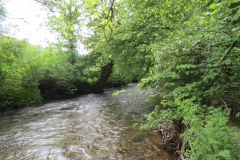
34, 0, 56, 12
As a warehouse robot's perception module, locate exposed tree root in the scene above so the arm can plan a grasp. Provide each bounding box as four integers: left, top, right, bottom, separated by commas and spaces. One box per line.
154, 120, 185, 160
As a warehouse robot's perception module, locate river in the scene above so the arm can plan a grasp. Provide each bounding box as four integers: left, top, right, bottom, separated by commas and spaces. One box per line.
0, 84, 175, 160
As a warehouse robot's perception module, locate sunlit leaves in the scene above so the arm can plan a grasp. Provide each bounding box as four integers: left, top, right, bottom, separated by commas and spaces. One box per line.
0, 37, 44, 109
46, 0, 83, 56
84, 0, 99, 10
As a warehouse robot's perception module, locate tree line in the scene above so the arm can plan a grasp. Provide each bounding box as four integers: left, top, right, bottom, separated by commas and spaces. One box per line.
1, 0, 240, 159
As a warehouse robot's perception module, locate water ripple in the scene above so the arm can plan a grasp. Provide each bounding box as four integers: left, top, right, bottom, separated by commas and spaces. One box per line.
0, 84, 175, 160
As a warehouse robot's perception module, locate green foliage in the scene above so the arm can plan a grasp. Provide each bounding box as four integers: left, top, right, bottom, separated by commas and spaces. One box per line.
139, 105, 162, 131
41, 0, 240, 158
112, 89, 126, 96
182, 106, 240, 160
84, 0, 240, 159
38, 44, 109, 98
2, 0, 240, 158
46, 0, 84, 64
134, 0, 240, 159
0, 35, 106, 110
0, 37, 44, 110
84, 0, 157, 83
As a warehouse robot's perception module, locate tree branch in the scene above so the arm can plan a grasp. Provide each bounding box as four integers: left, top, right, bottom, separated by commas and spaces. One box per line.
34, 0, 56, 12
0, 13, 41, 26
219, 40, 237, 62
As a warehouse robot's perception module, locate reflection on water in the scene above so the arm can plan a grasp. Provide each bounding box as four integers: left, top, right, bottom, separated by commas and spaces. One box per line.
0, 84, 175, 160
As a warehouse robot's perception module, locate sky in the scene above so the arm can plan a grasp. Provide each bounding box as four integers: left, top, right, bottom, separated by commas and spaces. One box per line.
2, 0, 56, 47
3, 0, 55, 46
2, 0, 88, 54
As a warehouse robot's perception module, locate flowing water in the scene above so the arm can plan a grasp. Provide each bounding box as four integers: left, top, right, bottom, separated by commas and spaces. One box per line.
0, 84, 175, 160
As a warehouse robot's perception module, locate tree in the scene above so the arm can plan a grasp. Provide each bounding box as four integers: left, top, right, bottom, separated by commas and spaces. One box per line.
1, 0, 239, 157
0, 37, 43, 110
36, 0, 84, 63
85, 0, 240, 159
83, 0, 160, 83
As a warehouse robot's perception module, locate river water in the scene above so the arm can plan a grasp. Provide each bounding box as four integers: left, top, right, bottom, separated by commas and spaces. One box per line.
0, 84, 175, 160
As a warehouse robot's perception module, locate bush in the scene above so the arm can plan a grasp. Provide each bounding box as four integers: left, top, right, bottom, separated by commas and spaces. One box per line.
0, 88, 42, 111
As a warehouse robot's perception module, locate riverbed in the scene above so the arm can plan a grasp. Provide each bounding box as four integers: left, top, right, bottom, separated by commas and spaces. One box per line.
0, 84, 175, 160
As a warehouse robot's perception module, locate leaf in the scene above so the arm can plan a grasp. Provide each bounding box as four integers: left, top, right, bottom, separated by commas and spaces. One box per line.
223, 59, 231, 65
69, 26, 74, 32
210, 3, 217, 10
91, 4, 98, 10
59, 15, 65, 20
236, 112, 240, 118
132, 123, 137, 127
